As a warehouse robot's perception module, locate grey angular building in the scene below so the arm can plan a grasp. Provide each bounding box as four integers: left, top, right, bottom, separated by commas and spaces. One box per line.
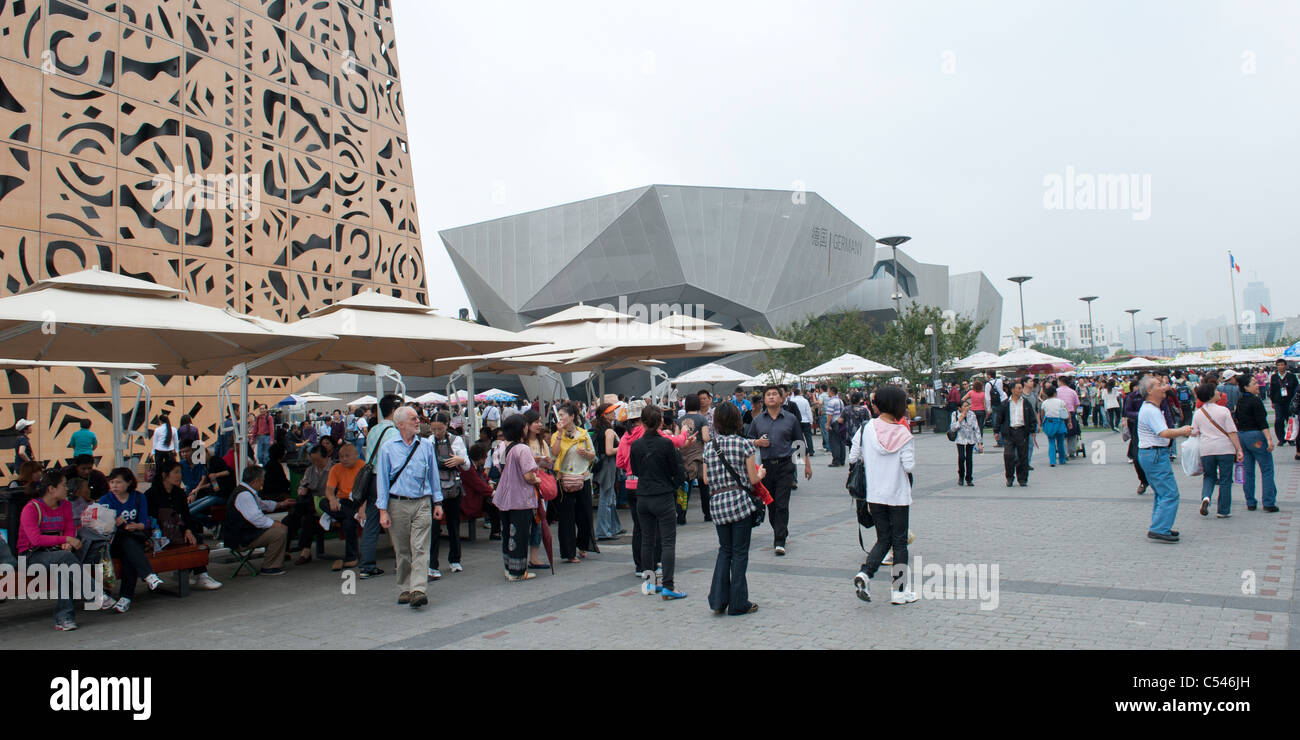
440, 185, 1002, 393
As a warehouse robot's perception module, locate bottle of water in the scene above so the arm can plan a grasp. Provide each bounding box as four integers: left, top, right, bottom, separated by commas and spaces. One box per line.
151, 526, 167, 553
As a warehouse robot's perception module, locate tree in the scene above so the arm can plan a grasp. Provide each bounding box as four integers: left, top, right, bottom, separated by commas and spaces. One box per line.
754, 305, 986, 390
1210, 341, 1226, 351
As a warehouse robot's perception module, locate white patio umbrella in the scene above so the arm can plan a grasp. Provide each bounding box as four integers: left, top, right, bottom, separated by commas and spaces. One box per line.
347, 395, 379, 407
740, 369, 802, 387
414, 391, 449, 404
0, 269, 336, 469
670, 362, 754, 395
975, 347, 1069, 371
236, 291, 532, 443
800, 353, 900, 378
948, 351, 1001, 371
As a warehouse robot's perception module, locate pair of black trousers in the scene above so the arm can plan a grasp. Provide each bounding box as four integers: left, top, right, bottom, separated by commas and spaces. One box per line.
1274, 403, 1292, 445
956, 443, 974, 483
319, 498, 359, 561
1001, 427, 1030, 483
762, 456, 795, 546
636, 492, 677, 589
800, 422, 815, 456
290, 497, 326, 554
553, 481, 596, 559
861, 503, 909, 588
627, 491, 661, 572
483, 498, 501, 536
708, 520, 753, 614
430, 495, 461, 568
110, 534, 156, 601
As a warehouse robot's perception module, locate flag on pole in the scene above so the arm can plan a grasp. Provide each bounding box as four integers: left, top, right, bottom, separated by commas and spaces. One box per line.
1261, 304, 1271, 316
1230, 254, 1240, 273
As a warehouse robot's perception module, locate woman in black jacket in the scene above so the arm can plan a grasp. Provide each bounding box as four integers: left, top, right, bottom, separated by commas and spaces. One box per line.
629, 406, 687, 600
145, 460, 222, 590
1233, 375, 1278, 512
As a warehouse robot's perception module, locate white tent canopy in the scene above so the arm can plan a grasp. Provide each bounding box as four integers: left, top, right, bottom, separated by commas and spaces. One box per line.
649, 314, 803, 357
414, 391, 449, 404
347, 395, 379, 407
1115, 356, 1164, 370
800, 353, 900, 378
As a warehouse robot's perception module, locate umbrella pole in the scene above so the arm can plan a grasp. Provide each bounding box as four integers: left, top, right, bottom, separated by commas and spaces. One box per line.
461, 363, 477, 442
109, 370, 125, 470
239, 369, 249, 473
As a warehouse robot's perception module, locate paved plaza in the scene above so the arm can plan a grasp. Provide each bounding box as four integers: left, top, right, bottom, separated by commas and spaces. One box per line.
2, 429, 1296, 650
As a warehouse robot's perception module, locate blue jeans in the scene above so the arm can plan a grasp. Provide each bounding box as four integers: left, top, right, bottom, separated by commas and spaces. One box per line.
256, 434, 271, 465
708, 520, 752, 614
1139, 446, 1179, 535
189, 495, 224, 527
1238, 430, 1277, 508
820, 416, 830, 450
1046, 432, 1066, 465
1200, 453, 1235, 515
594, 465, 621, 538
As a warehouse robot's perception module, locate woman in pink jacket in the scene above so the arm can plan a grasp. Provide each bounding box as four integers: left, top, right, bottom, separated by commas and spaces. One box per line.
17, 470, 105, 630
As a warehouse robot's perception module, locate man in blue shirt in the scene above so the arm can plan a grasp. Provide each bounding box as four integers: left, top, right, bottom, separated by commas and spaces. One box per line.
376, 406, 443, 609
730, 389, 751, 415
69, 419, 97, 458
1136, 375, 1194, 543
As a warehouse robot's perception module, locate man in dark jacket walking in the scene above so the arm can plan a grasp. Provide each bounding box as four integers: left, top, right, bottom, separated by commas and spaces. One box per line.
1269, 359, 1297, 447
995, 380, 1038, 487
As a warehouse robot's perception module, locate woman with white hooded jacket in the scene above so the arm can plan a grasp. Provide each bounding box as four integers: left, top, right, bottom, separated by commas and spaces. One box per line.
847, 385, 917, 605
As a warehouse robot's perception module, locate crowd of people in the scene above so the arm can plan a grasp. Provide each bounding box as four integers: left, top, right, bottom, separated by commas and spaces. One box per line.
3, 357, 1296, 629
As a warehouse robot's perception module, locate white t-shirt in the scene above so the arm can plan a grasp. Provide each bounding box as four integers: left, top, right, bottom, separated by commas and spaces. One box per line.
791, 395, 813, 424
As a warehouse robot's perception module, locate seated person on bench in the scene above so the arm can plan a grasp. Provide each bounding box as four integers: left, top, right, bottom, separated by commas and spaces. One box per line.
290, 444, 332, 565
321, 441, 364, 571
17, 470, 114, 630
145, 459, 222, 591
98, 468, 165, 613
224, 465, 294, 575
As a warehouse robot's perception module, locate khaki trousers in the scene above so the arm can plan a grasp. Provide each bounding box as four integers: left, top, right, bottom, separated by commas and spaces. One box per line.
248, 523, 287, 569
388, 496, 433, 595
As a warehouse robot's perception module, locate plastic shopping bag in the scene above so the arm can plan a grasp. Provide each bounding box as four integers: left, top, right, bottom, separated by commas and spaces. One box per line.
1287, 416, 1298, 443
79, 503, 118, 537
1179, 437, 1202, 476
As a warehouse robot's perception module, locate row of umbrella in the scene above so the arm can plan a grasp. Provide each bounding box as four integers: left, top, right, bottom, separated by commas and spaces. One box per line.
0, 269, 805, 469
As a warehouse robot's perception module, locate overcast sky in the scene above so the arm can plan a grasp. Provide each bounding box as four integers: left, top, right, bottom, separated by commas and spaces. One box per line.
393, 0, 1299, 340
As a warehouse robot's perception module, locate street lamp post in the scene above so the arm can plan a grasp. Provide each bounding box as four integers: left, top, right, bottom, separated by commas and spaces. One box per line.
1145, 330, 1156, 355
877, 236, 911, 320
925, 324, 939, 388
1125, 309, 1140, 354
1008, 276, 1033, 347
1080, 296, 1099, 359
1154, 316, 1167, 357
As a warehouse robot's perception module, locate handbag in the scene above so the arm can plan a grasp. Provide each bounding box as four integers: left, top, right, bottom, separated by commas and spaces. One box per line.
946, 411, 960, 442
535, 469, 559, 502
157, 506, 187, 545
352, 426, 396, 504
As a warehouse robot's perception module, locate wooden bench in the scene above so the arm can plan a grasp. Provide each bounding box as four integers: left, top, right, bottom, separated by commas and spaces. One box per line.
112, 543, 211, 597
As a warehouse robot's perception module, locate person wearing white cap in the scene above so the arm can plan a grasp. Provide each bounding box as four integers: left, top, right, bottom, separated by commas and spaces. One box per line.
1217, 370, 1242, 412
13, 418, 35, 469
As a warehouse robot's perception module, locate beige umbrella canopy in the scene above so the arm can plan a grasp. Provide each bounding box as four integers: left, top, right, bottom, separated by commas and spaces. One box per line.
649, 314, 803, 357
0, 268, 333, 375
975, 347, 1069, 371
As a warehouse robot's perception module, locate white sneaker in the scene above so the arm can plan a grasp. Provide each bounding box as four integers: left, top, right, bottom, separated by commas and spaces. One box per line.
93, 593, 117, 610
427, 568, 442, 580
890, 590, 909, 605
144, 574, 163, 591
194, 573, 223, 590
902, 590, 919, 603
449, 562, 463, 573
774, 545, 786, 556
881, 551, 894, 566
112, 597, 132, 613
853, 572, 871, 602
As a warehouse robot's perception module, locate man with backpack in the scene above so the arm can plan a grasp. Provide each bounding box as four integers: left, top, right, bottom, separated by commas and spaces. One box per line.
356, 394, 403, 580
985, 372, 1004, 446
1174, 372, 1194, 431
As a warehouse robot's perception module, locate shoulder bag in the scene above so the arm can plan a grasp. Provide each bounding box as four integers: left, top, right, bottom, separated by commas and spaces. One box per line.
710, 436, 769, 528
946, 411, 960, 442
352, 426, 396, 505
